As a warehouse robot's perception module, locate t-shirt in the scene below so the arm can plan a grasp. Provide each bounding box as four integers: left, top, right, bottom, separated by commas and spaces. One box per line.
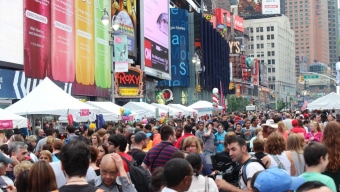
239, 160, 266, 190
300, 172, 337, 192
127, 148, 146, 166
174, 133, 194, 149
290, 127, 307, 137
240, 128, 255, 141
58, 184, 98, 192
119, 152, 132, 173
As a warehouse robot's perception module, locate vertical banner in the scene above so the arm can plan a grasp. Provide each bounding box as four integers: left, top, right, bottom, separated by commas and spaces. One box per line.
75, 0, 95, 85
236, 84, 241, 97
51, 0, 75, 83
94, 1, 111, 88
220, 81, 226, 113
114, 35, 129, 72
252, 59, 259, 85
24, 0, 51, 79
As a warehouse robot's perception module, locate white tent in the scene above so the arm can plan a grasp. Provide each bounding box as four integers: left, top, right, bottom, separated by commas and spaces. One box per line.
188, 100, 223, 116
5, 78, 99, 121
86, 101, 121, 121
123, 102, 167, 119
0, 108, 27, 129
307, 92, 340, 110
151, 103, 182, 117
168, 104, 198, 117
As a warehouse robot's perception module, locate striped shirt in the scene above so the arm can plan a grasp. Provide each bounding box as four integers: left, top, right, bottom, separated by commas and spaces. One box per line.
143, 141, 178, 173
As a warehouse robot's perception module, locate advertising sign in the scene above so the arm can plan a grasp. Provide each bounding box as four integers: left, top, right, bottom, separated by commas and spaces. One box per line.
158, 8, 190, 87
238, 0, 262, 17
214, 8, 244, 32
141, 0, 170, 80
0, 0, 23, 68
111, 0, 137, 57
252, 59, 259, 86
114, 35, 129, 72
262, 0, 280, 14
260, 63, 268, 87
114, 66, 144, 98
0, 120, 13, 130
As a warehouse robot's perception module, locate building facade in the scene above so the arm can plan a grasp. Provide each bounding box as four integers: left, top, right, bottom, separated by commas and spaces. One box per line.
328, 0, 339, 72
245, 16, 296, 103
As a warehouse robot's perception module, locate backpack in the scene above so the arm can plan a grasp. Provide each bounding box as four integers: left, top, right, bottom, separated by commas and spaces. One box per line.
121, 156, 151, 192
241, 158, 267, 185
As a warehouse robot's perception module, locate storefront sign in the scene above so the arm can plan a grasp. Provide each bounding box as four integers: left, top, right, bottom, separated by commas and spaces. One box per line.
259, 87, 271, 93
214, 8, 244, 32
160, 89, 174, 102
0, 120, 13, 129
114, 66, 143, 98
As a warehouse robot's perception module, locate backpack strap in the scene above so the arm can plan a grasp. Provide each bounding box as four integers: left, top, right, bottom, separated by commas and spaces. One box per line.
241, 158, 266, 185
150, 143, 169, 169
270, 155, 286, 170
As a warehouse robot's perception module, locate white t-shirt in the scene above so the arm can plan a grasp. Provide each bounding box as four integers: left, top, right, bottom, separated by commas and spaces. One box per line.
187, 175, 219, 192
239, 161, 265, 190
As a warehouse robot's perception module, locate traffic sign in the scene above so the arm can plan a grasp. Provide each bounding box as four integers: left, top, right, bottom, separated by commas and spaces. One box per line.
303, 75, 319, 79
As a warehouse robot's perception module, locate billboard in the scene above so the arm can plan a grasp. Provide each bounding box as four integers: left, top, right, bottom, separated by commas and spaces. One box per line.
252, 59, 259, 86
111, 0, 137, 58
214, 8, 244, 32
262, 0, 280, 14
114, 66, 143, 98
23, 0, 111, 97
260, 63, 268, 87
238, 0, 262, 16
159, 8, 190, 87
141, 0, 170, 80
0, 0, 23, 69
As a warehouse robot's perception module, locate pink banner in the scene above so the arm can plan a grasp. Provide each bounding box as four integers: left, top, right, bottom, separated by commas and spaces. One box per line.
0, 120, 13, 129
80, 109, 90, 116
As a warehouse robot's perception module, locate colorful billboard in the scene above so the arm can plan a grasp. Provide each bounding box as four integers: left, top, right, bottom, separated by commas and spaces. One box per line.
111, 0, 137, 58
238, 0, 262, 16
260, 63, 268, 87
262, 0, 280, 14
141, 0, 170, 80
23, 0, 111, 97
214, 8, 244, 32
159, 8, 190, 87
0, 0, 23, 69
114, 66, 143, 98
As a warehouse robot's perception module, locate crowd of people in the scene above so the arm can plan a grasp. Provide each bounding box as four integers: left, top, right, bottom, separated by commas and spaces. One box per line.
0, 110, 339, 192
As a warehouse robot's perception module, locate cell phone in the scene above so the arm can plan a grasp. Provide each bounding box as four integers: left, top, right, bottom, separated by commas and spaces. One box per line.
216, 175, 223, 180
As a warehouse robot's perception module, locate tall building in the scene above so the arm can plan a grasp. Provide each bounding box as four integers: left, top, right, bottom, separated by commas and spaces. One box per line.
338, 8, 340, 38
328, 0, 338, 71
285, 0, 330, 75
245, 16, 296, 99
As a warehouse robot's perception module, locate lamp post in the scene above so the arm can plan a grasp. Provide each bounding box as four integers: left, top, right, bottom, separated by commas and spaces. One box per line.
192, 53, 201, 101
101, 12, 120, 103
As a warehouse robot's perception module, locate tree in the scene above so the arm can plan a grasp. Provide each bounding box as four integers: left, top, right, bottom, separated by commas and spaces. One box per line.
227, 95, 250, 112
276, 98, 286, 112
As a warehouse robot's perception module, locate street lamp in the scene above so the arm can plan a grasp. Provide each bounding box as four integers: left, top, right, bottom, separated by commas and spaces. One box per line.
101, 8, 110, 26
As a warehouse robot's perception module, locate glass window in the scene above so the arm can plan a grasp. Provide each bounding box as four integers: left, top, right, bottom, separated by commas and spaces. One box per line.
272, 68, 275, 72
271, 34, 274, 39
268, 68, 272, 73
267, 26, 270, 31
272, 51, 275, 56
260, 27, 263, 32
268, 51, 271, 56
272, 59, 275, 64
268, 60, 272, 64
267, 35, 270, 40
271, 43, 275, 48
271, 26, 274, 31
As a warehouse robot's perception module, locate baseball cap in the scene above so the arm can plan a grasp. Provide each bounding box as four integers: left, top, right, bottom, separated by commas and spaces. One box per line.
253, 168, 305, 192
261, 119, 278, 129
0, 152, 14, 164
134, 131, 152, 143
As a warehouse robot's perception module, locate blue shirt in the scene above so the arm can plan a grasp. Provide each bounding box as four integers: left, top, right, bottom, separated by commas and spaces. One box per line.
214, 131, 226, 153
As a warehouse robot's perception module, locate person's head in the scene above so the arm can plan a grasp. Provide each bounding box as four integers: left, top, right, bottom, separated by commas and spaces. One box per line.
253, 138, 265, 153
235, 123, 242, 131
99, 154, 120, 187
171, 151, 188, 159
134, 131, 151, 148
107, 134, 127, 153
245, 120, 251, 128
90, 146, 99, 163
144, 124, 152, 133
261, 119, 278, 133
183, 124, 192, 133
218, 124, 224, 133
91, 133, 100, 145
185, 153, 202, 177
28, 161, 57, 192
255, 128, 262, 137
304, 142, 328, 171
97, 144, 108, 163
115, 127, 124, 134
39, 150, 52, 163
277, 121, 287, 132
310, 122, 321, 132
182, 136, 202, 154
327, 114, 334, 122
151, 167, 165, 192
227, 136, 248, 163
273, 114, 282, 123
13, 161, 32, 178
53, 139, 63, 151
222, 115, 228, 121
160, 126, 176, 143
322, 121, 340, 172
224, 132, 236, 152
46, 136, 55, 147
198, 122, 204, 131
97, 128, 107, 138
265, 132, 286, 155
251, 168, 305, 192
15, 170, 29, 192
37, 129, 44, 137
175, 126, 183, 139
26, 135, 37, 148
59, 140, 91, 178
66, 125, 76, 134
9, 142, 28, 162
163, 158, 193, 191
251, 117, 258, 126
286, 133, 304, 153
107, 122, 114, 130
296, 181, 332, 192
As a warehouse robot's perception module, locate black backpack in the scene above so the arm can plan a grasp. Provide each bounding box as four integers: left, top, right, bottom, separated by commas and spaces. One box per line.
121, 156, 151, 192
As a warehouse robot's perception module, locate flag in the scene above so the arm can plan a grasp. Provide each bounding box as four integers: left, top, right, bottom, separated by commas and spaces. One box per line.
220, 81, 226, 114
301, 100, 308, 111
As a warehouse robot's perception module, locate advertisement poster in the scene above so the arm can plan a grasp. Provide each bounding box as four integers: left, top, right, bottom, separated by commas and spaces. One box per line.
111, 0, 137, 57
214, 8, 244, 32
23, 0, 51, 79
114, 35, 129, 72
142, 0, 170, 79
262, 0, 280, 14
51, 0, 75, 83
260, 63, 268, 87
238, 0, 262, 16
252, 59, 259, 86
94, 1, 111, 88
114, 66, 144, 98
75, 0, 95, 85
0, 0, 23, 68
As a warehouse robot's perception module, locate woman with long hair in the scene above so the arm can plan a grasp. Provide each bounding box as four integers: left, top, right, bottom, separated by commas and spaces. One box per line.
15, 170, 29, 192
287, 133, 305, 176
27, 161, 58, 192
90, 146, 100, 175
265, 132, 296, 175
185, 154, 219, 192
96, 144, 108, 167
277, 121, 289, 141
91, 133, 100, 148
305, 122, 323, 143
322, 121, 340, 190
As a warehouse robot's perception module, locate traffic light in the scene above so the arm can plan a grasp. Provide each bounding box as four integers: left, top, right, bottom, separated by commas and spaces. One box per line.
299, 75, 304, 82
229, 82, 235, 90
196, 85, 201, 92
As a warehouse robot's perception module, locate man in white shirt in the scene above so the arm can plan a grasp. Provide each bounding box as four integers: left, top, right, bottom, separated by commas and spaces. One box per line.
283, 113, 293, 130
162, 158, 193, 192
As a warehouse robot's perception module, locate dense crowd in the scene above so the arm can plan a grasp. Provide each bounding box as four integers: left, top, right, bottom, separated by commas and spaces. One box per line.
0, 110, 339, 192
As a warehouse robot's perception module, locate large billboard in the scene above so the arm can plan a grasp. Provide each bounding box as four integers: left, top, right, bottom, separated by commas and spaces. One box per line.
0, 0, 23, 69
214, 8, 244, 32
159, 8, 190, 87
141, 0, 171, 80
262, 0, 280, 14
238, 0, 280, 16
260, 63, 268, 87
23, 0, 111, 97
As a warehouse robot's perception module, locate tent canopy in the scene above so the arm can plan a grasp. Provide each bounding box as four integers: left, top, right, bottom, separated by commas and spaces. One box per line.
86, 101, 121, 121
151, 103, 182, 117
0, 108, 27, 129
5, 78, 99, 120
123, 102, 167, 119
168, 104, 198, 117
188, 100, 223, 116
307, 92, 340, 110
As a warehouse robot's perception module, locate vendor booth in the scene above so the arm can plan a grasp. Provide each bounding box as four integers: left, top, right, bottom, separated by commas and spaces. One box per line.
188, 100, 223, 116
123, 102, 167, 119
168, 104, 198, 117
0, 108, 27, 129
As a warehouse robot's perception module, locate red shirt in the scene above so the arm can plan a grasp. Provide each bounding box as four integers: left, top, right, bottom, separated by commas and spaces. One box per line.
290, 126, 306, 137
174, 133, 194, 149
119, 152, 133, 173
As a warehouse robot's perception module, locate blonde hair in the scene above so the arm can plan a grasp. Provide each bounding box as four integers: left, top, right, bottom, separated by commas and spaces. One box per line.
26, 135, 37, 143
182, 136, 203, 154
96, 128, 107, 137
277, 121, 288, 132
39, 150, 52, 162
287, 133, 304, 163
311, 122, 322, 132
13, 161, 33, 178
46, 136, 55, 147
